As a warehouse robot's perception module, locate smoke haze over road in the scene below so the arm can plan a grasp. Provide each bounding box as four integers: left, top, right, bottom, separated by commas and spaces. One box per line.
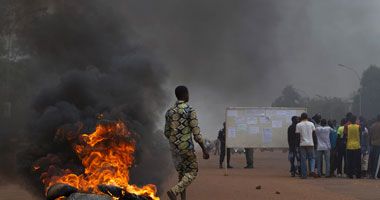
1, 1, 380, 196
121, 0, 380, 138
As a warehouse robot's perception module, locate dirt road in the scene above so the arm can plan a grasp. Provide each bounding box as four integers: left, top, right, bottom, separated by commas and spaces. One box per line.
161, 150, 380, 200
1, 150, 379, 200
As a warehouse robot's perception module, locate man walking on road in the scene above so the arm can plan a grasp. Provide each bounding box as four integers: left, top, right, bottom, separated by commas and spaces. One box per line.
164, 86, 210, 200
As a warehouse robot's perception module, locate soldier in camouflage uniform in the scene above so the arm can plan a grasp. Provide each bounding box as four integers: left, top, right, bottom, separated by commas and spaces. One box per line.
165, 86, 210, 200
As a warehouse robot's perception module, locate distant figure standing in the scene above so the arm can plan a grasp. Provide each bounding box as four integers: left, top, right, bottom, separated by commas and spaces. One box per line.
346, 115, 361, 179
288, 116, 300, 176
329, 119, 338, 177
312, 114, 322, 174
315, 119, 333, 177
359, 117, 369, 177
341, 112, 354, 177
164, 86, 210, 200
343, 112, 354, 138
218, 122, 233, 168
369, 115, 380, 179
296, 113, 317, 179
336, 118, 348, 177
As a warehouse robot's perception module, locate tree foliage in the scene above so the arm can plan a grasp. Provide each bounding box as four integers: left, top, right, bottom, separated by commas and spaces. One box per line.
272, 85, 304, 107
272, 85, 349, 120
306, 96, 349, 121
355, 65, 380, 119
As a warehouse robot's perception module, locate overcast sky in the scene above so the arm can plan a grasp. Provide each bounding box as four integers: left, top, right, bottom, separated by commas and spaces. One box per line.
117, 0, 380, 139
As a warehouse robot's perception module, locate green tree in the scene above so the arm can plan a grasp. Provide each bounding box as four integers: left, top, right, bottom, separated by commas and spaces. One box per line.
272, 85, 350, 120
356, 65, 380, 119
307, 96, 349, 121
272, 85, 305, 107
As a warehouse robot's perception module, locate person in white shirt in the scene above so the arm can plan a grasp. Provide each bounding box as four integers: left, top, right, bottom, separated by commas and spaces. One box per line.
315, 119, 334, 177
296, 113, 318, 179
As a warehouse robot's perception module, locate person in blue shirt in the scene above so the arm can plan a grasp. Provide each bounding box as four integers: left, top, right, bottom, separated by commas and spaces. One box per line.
329, 119, 338, 177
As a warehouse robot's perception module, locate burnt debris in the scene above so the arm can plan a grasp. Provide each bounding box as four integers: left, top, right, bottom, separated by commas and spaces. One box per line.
46, 184, 78, 200
46, 184, 152, 200
98, 185, 152, 200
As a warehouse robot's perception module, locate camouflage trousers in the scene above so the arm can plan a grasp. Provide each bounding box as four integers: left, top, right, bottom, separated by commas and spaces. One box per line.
170, 150, 199, 195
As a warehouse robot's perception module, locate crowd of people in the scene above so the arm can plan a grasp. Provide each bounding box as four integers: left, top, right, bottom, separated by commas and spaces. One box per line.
213, 110, 380, 180
288, 112, 380, 179
164, 86, 379, 200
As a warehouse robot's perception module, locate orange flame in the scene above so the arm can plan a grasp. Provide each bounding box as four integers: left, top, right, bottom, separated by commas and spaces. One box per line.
38, 120, 159, 200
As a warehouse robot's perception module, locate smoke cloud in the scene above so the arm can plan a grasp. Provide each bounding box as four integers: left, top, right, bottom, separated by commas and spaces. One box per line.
1, 0, 380, 197
0, 0, 171, 197
120, 0, 380, 139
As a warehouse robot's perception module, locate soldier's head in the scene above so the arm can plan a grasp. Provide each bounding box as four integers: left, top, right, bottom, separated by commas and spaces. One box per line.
175, 86, 189, 102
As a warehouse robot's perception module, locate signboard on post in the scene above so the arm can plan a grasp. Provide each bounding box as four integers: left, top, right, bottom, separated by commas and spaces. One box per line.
226, 107, 307, 148
224, 107, 307, 174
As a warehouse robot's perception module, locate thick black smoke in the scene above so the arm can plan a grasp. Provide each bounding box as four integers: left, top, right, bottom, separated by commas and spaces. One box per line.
121, 0, 380, 138
5, 0, 380, 197
119, 0, 283, 138
0, 1, 171, 197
